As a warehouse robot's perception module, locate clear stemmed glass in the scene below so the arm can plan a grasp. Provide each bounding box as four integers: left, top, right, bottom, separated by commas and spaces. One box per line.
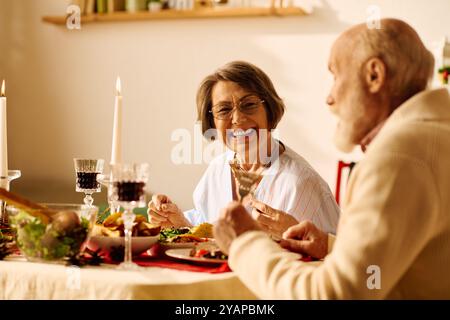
111, 162, 149, 270
73, 159, 105, 207
0, 170, 22, 227
96, 172, 120, 217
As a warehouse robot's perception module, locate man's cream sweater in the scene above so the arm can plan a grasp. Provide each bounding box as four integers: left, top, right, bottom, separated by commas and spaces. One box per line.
229, 88, 450, 299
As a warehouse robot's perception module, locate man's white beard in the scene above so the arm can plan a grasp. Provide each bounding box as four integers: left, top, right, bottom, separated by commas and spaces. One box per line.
333, 122, 356, 153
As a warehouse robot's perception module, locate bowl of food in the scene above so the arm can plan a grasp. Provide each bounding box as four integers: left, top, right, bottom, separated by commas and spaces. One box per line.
7, 203, 98, 262
87, 212, 160, 257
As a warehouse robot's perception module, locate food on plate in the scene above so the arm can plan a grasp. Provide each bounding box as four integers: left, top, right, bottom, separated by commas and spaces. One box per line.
190, 247, 228, 260
189, 223, 213, 238
164, 234, 208, 244
91, 212, 161, 237
159, 226, 191, 240
159, 223, 214, 244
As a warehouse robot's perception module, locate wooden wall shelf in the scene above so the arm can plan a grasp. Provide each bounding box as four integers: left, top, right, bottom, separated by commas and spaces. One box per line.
42, 6, 308, 25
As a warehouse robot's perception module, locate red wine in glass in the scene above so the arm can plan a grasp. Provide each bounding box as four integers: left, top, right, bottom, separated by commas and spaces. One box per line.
73, 158, 104, 207
114, 181, 145, 202
76, 172, 101, 191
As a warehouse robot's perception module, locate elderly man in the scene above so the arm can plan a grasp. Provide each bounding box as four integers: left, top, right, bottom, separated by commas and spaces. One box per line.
213, 18, 450, 299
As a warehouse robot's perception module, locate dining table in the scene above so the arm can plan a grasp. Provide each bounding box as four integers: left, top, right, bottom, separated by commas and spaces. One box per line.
0, 253, 257, 300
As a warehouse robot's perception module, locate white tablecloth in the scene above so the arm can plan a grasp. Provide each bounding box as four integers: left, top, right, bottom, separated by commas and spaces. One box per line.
0, 256, 257, 300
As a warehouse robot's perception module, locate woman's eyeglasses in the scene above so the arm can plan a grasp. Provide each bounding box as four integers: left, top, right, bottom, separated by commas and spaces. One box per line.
209, 97, 265, 120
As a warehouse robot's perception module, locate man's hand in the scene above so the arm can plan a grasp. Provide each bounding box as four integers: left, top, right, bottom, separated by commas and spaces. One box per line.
250, 200, 298, 240
279, 221, 328, 259
213, 202, 262, 254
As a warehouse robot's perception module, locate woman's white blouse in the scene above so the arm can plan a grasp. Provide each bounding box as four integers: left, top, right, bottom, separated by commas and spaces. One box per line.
185, 145, 340, 234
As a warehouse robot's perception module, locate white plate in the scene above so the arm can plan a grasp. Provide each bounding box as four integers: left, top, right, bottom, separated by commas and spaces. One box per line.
87, 235, 159, 256
165, 248, 227, 265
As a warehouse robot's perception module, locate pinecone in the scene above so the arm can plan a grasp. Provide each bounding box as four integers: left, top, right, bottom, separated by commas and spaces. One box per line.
66, 248, 105, 267
109, 245, 125, 262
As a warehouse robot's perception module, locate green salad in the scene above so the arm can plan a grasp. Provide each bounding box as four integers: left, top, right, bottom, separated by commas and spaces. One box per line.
159, 227, 191, 241
10, 210, 89, 261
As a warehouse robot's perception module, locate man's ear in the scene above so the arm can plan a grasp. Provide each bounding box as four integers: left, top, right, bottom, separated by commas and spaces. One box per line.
364, 57, 386, 93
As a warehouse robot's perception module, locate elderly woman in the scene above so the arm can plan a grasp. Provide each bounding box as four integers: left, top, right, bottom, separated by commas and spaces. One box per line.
148, 61, 340, 236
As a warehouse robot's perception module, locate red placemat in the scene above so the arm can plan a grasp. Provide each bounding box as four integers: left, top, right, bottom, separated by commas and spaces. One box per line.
134, 256, 232, 274
132, 252, 316, 273
96, 243, 316, 273
100, 244, 232, 274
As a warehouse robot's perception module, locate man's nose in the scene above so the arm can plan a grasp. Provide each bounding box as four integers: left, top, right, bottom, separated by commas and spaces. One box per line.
326, 94, 335, 106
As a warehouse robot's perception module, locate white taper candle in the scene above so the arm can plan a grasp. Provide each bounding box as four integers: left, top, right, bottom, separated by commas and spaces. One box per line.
111, 76, 123, 165
0, 80, 8, 183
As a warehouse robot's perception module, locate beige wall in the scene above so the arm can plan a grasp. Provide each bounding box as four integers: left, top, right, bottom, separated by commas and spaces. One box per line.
1, 0, 449, 209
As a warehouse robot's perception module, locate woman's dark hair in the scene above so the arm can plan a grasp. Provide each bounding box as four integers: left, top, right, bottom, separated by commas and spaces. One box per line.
196, 61, 285, 135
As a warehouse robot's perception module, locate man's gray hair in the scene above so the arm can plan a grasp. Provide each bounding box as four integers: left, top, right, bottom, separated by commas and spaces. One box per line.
355, 19, 435, 106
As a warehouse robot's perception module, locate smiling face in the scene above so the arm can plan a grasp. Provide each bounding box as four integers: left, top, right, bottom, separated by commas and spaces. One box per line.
211, 81, 270, 161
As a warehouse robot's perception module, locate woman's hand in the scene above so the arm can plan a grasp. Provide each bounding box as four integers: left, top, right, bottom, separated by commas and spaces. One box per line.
250, 199, 299, 240
147, 194, 192, 228
279, 221, 328, 259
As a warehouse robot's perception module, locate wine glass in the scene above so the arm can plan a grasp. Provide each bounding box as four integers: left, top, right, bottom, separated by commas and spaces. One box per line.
73, 159, 104, 207
96, 173, 120, 218
111, 162, 149, 270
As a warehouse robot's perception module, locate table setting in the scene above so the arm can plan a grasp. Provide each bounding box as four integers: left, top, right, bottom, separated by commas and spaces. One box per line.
0, 77, 257, 300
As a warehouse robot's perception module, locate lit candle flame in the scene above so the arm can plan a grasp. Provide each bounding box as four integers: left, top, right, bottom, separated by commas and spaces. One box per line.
116, 76, 121, 96
1, 80, 5, 97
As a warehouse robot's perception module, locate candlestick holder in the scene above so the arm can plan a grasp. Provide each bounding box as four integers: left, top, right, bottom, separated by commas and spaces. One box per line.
0, 170, 22, 227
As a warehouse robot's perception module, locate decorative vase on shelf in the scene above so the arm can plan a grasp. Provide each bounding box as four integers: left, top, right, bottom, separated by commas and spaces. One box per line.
148, 0, 162, 11
125, 0, 147, 12
97, 0, 107, 13
228, 0, 253, 8
168, 0, 194, 10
